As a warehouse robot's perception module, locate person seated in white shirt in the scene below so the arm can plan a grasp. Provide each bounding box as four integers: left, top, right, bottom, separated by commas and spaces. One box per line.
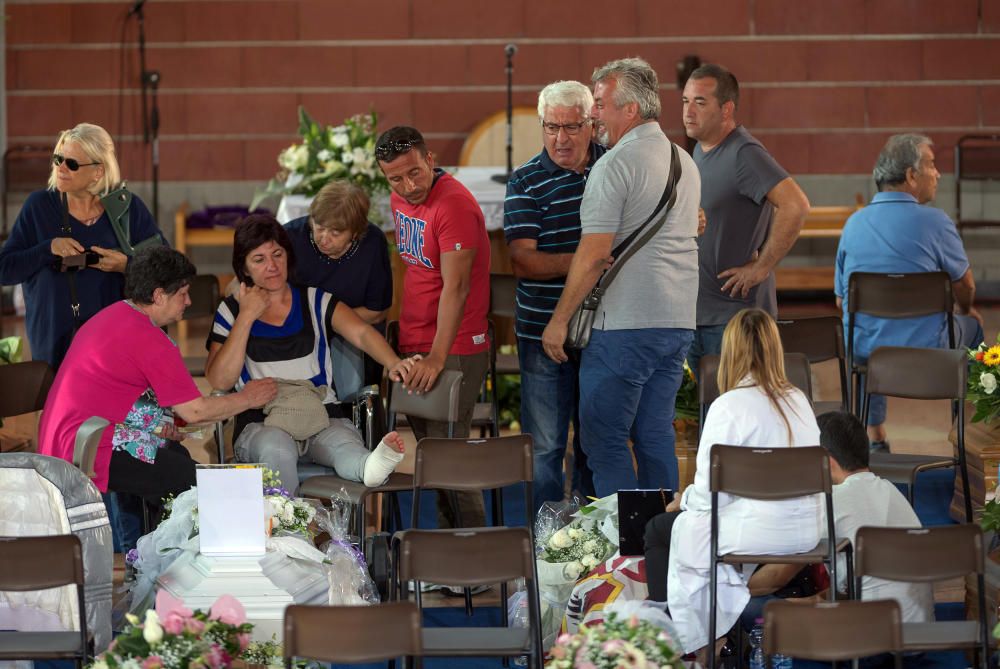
817, 410, 934, 622
644, 308, 823, 657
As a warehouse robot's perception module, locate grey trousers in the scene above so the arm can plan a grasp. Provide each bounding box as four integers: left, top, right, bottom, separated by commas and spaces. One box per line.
235, 418, 367, 494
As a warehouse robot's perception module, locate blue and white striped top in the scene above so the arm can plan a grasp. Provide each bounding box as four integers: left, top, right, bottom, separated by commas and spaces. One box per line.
502, 143, 606, 340
209, 284, 340, 403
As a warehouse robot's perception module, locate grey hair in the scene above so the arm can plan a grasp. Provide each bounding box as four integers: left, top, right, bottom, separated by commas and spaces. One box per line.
873, 133, 933, 191
537, 80, 594, 119
591, 57, 661, 120
47, 123, 121, 196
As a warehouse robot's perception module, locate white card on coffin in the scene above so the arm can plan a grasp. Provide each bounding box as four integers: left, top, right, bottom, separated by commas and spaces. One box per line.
196, 465, 265, 556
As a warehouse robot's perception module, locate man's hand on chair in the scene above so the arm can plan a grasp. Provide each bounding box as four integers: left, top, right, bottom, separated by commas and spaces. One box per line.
404, 354, 445, 394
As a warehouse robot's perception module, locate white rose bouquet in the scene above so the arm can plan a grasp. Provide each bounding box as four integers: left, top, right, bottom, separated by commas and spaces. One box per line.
251, 106, 389, 210
262, 469, 318, 538
533, 496, 619, 648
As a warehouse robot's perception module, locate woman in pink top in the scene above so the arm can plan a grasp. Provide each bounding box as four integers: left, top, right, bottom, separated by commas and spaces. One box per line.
38, 247, 277, 508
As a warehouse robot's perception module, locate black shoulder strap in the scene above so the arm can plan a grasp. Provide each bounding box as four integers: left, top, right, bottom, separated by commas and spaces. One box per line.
60, 192, 83, 330
598, 141, 682, 289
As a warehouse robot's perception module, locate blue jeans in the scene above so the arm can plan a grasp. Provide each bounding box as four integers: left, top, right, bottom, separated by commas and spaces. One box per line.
863, 313, 984, 426
102, 492, 143, 553
518, 338, 593, 515
579, 327, 694, 497
687, 323, 726, 383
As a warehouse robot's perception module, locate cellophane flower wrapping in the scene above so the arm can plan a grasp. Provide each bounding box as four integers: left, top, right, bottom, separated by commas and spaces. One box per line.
315, 492, 379, 605
531, 495, 620, 648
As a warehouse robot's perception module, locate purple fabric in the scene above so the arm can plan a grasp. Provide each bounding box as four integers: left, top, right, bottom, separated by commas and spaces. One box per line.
185, 206, 271, 229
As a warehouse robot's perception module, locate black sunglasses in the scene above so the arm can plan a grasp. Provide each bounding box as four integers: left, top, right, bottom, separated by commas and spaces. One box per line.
52, 153, 101, 171
374, 139, 418, 163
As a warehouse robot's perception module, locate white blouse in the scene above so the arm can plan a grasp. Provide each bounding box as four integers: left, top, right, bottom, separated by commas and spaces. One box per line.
668, 379, 823, 653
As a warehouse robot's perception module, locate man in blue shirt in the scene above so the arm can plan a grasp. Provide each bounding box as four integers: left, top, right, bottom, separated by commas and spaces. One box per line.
503, 80, 605, 512
835, 133, 984, 449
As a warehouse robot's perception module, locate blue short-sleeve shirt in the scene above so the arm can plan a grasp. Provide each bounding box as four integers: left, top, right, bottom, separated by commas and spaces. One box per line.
834, 191, 970, 359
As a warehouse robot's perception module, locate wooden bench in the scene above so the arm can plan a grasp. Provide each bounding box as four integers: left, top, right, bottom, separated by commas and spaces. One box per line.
774, 198, 863, 293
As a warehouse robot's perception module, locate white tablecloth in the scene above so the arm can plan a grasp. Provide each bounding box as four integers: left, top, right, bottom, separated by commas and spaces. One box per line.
276, 167, 508, 232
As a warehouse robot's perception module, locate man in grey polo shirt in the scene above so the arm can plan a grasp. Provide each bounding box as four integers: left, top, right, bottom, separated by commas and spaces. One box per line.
541, 57, 700, 497
681, 63, 810, 374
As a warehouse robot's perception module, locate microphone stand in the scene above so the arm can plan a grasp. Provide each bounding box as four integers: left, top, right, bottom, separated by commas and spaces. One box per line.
491, 44, 516, 184
131, 1, 161, 223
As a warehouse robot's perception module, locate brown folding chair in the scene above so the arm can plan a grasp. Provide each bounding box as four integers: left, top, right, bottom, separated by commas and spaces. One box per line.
707, 445, 853, 669
0, 360, 54, 431
697, 352, 812, 439
855, 524, 988, 668
489, 273, 519, 376
846, 271, 954, 415
777, 316, 849, 415
0, 534, 89, 668
284, 601, 421, 667
394, 526, 544, 668
763, 599, 903, 669
861, 346, 972, 521
405, 434, 533, 613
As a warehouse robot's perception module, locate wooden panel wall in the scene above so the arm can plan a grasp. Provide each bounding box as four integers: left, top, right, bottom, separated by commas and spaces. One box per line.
6, 0, 1000, 187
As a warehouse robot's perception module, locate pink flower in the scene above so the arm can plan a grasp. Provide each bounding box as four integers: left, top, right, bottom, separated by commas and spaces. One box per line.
208, 595, 246, 626
155, 590, 193, 621
161, 614, 185, 636
142, 656, 163, 669
237, 632, 252, 652
205, 644, 230, 669
603, 639, 624, 653
184, 617, 206, 635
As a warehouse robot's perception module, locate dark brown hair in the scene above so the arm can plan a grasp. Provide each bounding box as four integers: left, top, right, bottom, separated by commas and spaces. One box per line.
232, 213, 296, 285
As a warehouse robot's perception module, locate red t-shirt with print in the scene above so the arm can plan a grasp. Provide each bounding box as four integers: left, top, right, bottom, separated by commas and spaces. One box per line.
391, 171, 490, 355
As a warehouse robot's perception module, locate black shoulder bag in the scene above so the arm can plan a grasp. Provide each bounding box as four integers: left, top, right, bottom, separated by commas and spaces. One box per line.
565, 141, 683, 350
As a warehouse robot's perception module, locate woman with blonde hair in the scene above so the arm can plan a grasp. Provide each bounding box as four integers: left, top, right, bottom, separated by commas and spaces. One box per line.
643, 308, 821, 656
0, 122, 163, 368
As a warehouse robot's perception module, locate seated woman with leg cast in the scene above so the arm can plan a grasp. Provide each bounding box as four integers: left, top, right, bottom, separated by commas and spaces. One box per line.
205, 214, 414, 494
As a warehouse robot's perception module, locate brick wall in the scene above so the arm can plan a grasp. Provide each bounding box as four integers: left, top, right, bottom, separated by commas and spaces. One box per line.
5, 0, 1000, 191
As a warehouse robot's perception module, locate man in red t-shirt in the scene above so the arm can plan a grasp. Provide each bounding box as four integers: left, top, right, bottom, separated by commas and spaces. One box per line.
376, 126, 490, 529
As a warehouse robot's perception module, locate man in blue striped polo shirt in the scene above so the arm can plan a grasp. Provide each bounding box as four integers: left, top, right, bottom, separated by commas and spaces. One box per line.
503, 80, 607, 513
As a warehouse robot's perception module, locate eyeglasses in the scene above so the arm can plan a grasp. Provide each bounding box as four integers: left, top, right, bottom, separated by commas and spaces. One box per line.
374, 139, 418, 163
541, 119, 591, 136
52, 153, 101, 171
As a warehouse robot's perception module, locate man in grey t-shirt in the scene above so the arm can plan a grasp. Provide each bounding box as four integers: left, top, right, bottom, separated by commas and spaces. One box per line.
681, 64, 810, 375
542, 57, 700, 497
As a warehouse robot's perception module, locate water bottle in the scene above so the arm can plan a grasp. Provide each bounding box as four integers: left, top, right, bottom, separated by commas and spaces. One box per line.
749, 617, 792, 669
748, 619, 765, 669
